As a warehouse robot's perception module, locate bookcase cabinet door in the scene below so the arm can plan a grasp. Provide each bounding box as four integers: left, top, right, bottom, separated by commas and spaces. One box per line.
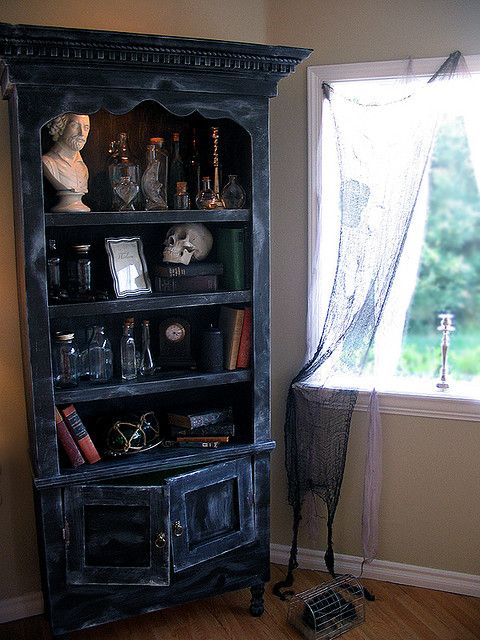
64, 485, 170, 586
167, 457, 255, 572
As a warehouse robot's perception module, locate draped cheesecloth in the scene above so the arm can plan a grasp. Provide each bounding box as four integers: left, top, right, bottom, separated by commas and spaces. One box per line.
274, 51, 466, 599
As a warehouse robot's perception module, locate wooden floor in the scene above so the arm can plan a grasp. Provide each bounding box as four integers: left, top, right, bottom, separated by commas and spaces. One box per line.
1, 564, 479, 640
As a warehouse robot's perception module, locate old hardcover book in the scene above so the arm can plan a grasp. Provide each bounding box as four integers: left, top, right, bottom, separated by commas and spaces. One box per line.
175, 435, 230, 443
176, 441, 220, 449
219, 305, 245, 369
155, 274, 218, 293
169, 422, 235, 438
215, 227, 246, 290
154, 262, 223, 277
236, 305, 252, 368
167, 406, 234, 429
61, 404, 101, 464
55, 407, 85, 468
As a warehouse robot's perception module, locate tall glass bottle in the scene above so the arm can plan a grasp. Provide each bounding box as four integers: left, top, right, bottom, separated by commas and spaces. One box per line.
88, 325, 113, 383
110, 132, 140, 211
120, 319, 137, 381
150, 137, 169, 208
187, 128, 201, 207
141, 143, 168, 210
139, 319, 155, 376
47, 239, 61, 301
168, 132, 185, 208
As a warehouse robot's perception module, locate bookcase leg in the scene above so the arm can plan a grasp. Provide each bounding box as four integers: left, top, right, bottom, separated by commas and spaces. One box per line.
249, 582, 265, 616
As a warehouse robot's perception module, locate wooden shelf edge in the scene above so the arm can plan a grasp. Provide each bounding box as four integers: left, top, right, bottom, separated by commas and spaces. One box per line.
54, 368, 252, 403
33, 441, 276, 489
49, 290, 252, 318
45, 209, 251, 226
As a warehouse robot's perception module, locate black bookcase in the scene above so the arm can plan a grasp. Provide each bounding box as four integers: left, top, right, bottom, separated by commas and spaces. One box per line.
0, 23, 310, 637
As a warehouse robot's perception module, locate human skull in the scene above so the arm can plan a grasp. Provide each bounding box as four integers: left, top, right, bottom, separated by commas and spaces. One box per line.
163, 223, 213, 265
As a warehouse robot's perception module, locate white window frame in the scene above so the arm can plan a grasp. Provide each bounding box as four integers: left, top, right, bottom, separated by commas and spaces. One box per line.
307, 55, 480, 422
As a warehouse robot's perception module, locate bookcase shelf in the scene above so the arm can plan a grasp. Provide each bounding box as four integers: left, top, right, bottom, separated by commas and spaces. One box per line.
49, 290, 252, 318
54, 368, 251, 403
45, 209, 251, 226
34, 440, 276, 489
0, 20, 310, 637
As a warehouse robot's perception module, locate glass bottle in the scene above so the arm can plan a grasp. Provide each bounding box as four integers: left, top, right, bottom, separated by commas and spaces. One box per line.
150, 137, 169, 208
120, 319, 137, 381
174, 181, 190, 210
187, 128, 201, 208
221, 175, 246, 209
47, 239, 61, 301
52, 332, 79, 388
88, 325, 113, 383
141, 143, 168, 210
139, 319, 155, 376
110, 132, 140, 211
196, 176, 218, 209
67, 244, 92, 299
168, 132, 185, 208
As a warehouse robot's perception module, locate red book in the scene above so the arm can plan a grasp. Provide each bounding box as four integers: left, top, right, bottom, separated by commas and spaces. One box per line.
55, 407, 85, 468
236, 306, 252, 369
61, 404, 101, 464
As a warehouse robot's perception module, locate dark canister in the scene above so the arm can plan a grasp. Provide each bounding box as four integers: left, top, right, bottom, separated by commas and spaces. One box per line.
199, 324, 223, 372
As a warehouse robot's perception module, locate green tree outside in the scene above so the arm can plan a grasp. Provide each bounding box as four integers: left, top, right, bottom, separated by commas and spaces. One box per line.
398, 114, 480, 381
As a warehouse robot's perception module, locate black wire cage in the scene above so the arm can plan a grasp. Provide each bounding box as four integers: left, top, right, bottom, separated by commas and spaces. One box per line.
287, 574, 366, 640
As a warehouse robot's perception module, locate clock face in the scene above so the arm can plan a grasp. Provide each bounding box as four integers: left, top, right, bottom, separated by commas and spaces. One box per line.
165, 323, 186, 343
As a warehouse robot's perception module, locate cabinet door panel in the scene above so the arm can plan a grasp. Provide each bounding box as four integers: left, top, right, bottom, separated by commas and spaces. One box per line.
167, 457, 255, 572
64, 485, 170, 585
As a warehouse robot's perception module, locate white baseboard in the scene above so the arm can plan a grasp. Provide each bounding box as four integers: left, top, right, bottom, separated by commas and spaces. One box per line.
0, 590, 44, 623
1, 548, 478, 624
270, 543, 480, 598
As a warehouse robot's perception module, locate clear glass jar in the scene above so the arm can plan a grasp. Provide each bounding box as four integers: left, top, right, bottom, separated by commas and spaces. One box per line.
52, 332, 79, 388
196, 176, 218, 209
67, 244, 92, 298
221, 174, 246, 208
174, 181, 190, 210
120, 319, 137, 381
88, 325, 113, 383
109, 132, 140, 211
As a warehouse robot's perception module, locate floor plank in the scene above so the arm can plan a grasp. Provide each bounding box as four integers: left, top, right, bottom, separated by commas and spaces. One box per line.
1, 565, 479, 640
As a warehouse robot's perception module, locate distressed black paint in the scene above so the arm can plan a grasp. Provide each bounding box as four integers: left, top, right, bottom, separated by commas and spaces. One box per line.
0, 22, 311, 637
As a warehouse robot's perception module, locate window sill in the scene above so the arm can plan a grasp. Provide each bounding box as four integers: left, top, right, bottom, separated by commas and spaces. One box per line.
353, 378, 480, 422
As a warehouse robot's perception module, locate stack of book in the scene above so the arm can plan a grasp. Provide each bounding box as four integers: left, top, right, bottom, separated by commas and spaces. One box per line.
168, 406, 235, 449
154, 262, 223, 294
219, 305, 252, 370
55, 404, 101, 467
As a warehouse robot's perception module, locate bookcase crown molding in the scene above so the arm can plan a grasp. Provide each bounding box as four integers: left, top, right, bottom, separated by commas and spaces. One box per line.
0, 22, 311, 96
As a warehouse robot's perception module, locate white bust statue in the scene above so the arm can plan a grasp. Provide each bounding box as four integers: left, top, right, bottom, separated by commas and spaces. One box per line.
42, 113, 91, 212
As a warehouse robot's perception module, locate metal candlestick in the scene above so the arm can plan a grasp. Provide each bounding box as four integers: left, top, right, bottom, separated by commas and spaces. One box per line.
436, 313, 455, 390
211, 127, 225, 208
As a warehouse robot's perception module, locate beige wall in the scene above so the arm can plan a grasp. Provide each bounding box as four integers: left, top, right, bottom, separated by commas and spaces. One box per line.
1, 0, 479, 605
267, 0, 480, 574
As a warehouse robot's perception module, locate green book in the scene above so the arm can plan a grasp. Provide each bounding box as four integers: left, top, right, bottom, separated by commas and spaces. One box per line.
215, 228, 246, 290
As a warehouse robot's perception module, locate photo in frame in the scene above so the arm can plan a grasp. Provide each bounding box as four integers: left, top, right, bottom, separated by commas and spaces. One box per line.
105, 237, 152, 298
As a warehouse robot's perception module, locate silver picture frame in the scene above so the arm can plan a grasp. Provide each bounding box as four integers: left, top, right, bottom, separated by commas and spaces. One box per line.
105, 236, 152, 298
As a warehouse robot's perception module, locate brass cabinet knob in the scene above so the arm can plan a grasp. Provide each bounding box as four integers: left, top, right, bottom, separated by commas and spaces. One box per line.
154, 532, 167, 548
172, 520, 184, 537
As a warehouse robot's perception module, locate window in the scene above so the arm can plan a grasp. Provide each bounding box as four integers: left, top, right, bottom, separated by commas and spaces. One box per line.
308, 56, 480, 419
